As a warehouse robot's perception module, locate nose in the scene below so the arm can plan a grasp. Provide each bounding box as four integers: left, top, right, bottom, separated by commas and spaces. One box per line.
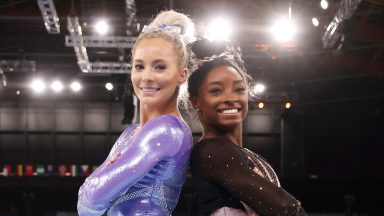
224, 98, 239, 104
141, 68, 154, 82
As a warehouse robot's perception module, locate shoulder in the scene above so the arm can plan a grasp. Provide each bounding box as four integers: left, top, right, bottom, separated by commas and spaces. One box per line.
151, 115, 191, 135
149, 114, 186, 128
141, 114, 191, 146
193, 137, 236, 152
192, 137, 242, 162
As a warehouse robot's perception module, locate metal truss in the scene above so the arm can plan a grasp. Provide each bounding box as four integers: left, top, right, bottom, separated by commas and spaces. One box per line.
67, 16, 91, 72
258, 91, 298, 103
37, 0, 60, 34
125, 0, 138, 35
322, 0, 362, 48
65, 36, 137, 48
0, 60, 36, 73
66, 0, 138, 74
90, 62, 131, 74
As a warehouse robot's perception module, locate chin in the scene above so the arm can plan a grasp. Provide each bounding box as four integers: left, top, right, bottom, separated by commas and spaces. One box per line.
217, 120, 242, 128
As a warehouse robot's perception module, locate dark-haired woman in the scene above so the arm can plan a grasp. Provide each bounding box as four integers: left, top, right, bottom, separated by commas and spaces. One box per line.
188, 39, 307, 216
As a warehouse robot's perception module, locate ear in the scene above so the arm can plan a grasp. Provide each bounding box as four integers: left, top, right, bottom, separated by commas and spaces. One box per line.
190, 96, 199, 110
178, 68, 188, 85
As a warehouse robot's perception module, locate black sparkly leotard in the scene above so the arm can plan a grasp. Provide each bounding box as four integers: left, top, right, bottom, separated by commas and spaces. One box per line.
190, 137, 306, 216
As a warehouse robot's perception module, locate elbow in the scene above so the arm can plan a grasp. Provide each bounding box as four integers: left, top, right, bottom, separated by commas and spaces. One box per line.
77, 183, 109, 215
77, 195, 107, 216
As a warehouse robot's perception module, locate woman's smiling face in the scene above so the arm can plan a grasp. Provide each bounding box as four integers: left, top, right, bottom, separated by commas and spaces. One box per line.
192, 65, 248, 131
131, 38, 186, 108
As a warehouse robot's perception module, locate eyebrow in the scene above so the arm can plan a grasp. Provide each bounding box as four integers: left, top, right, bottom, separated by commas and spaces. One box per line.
207, 79, 245, 86
132, 59, 167, 64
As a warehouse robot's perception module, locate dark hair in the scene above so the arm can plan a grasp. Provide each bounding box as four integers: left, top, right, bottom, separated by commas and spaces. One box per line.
187, 39, 252, 99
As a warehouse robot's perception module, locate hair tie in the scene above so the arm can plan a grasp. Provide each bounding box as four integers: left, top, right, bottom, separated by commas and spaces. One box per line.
196, 51, 234, 66
142, 24, 181, 34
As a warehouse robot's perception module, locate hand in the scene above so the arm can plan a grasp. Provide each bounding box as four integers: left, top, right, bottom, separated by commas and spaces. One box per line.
242, 202, 260, 216
105, 152, 121, 167
253, 167, 264, 177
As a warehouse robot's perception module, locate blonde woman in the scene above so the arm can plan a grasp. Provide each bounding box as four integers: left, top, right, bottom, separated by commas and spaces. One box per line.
77, 10, 195, 216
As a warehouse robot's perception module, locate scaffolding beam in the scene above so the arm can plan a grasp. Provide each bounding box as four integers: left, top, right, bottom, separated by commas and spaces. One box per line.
67, 16, 91, 72
0, 60, 36, 73
322, 0, 362, 48
89, 62, 131, 74
65, 35, 137, 48
37, 0, 60, 34
125, 0, 138, 35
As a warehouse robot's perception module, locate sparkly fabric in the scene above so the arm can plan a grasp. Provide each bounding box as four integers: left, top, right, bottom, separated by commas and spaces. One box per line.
190, 137, 306, 216
211, 207, 249, 216
77, 115, 193, 216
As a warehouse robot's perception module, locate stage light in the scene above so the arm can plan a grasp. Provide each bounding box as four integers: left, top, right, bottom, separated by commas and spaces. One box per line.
31, 79, 46, 93
321, 0, 329, 9
285, 102, 292, 109
312, 18, 319, 27
70, 81, 82, 92
105, 82, 114, 91
206, 17, 232, 41
258, 102, 265, 109
51, 80, 63, 92
94, 19, 109, 35
16, 90, 21, 95
271, 18, 297, 42
253, 83, 266, 94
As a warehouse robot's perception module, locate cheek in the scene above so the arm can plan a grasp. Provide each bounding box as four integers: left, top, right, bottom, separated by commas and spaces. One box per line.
130, 73, 138, 84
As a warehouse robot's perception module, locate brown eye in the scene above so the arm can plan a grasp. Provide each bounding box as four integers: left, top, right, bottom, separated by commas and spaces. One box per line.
154, 64, 166, 71
133, 64, 144, 71
209, 88, 222, 95
236, 87, 246, 93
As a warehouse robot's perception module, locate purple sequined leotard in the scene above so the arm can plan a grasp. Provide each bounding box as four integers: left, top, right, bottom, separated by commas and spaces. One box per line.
77, 115, 193, 216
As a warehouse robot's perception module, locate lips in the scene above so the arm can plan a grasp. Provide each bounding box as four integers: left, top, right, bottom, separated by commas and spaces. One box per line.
140, 87, 160, 93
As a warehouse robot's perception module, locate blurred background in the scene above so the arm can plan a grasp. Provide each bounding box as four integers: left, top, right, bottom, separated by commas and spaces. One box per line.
0, 0, 383, 215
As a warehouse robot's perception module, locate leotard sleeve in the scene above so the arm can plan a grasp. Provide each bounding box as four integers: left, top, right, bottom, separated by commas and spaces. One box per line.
77, 115, 187, 216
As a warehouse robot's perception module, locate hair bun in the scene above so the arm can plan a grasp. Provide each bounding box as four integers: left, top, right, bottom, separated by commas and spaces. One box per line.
191, 39, 228, 59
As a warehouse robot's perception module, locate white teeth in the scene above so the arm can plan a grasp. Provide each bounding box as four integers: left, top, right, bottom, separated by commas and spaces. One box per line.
141, 88, 159, 92
222, 109, 239, 114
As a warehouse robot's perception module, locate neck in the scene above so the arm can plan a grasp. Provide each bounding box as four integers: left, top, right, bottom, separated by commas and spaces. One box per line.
139, 100, 180, 126
202, 124, 243, 147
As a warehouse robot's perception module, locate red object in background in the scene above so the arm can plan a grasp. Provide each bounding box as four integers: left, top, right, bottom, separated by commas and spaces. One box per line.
58, 165, 67, 176
5, 164, 12, 176
25, 164, 34, 176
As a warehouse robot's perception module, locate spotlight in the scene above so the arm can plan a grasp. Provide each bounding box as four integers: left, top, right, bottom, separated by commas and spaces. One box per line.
206, 17, 232, 41
31, 79, 46, 93
51, 80, 64, 92
16, 90, 21, 95
258, 102, 265, 109
285, 102, 292, 109
312, 18, 319, 27
105, 82, 114, 91
253, 83, 266, 94
94, 19, 109, 35
271, 18, 297, 42
70, 81, 82, 92
320, 0, 329, 9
